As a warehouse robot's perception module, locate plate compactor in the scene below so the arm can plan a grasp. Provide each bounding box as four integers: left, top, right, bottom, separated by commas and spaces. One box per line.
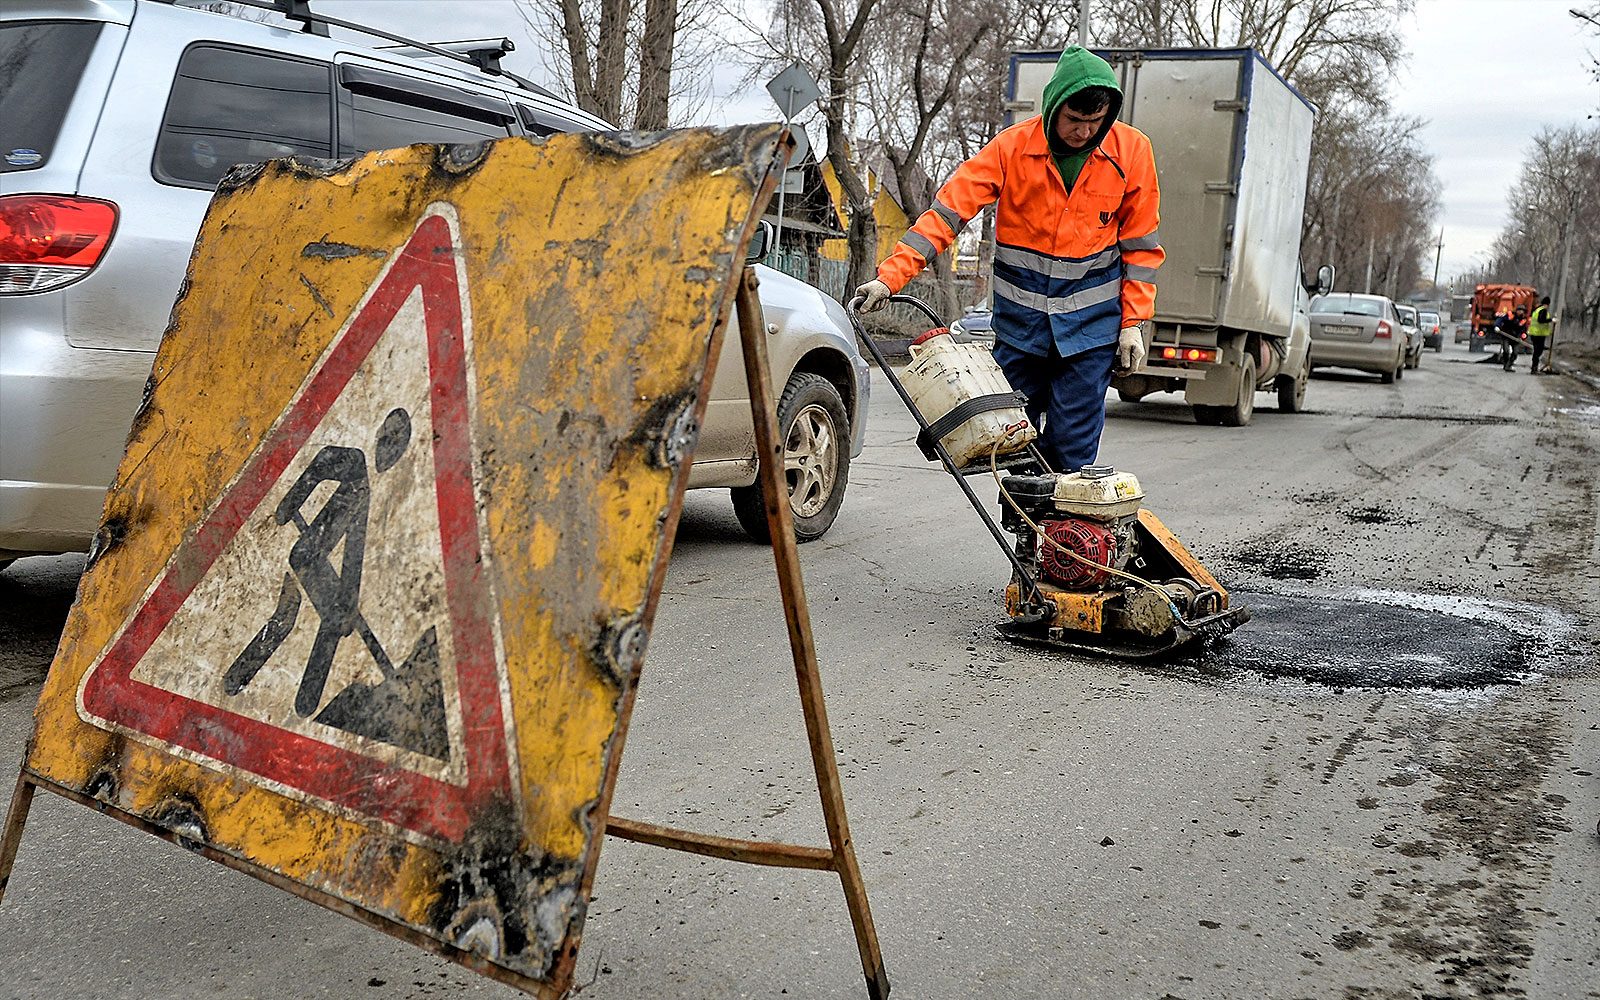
848, 295, 1249, 659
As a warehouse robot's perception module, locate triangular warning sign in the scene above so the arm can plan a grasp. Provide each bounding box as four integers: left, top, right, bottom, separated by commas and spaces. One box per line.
77, 205, 514, 845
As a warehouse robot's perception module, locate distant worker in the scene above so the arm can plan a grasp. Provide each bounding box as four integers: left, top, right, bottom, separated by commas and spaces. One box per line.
853, 47, 1163, 473
1528, 296, 1553, 373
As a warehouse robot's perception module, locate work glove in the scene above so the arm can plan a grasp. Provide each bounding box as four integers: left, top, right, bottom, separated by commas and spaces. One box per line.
1115, 325, 1146, 372
854, 279, 892, 313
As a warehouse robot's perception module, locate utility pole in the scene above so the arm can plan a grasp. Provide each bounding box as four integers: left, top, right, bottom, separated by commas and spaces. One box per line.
1078, 0, 1090, 46
1364, 232, 1375, 294
1431, 228, 1444, 292
1548, 193, 1577, 370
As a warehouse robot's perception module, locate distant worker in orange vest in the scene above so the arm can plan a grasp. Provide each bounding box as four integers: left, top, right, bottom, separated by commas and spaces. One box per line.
855, 47, 1164, 472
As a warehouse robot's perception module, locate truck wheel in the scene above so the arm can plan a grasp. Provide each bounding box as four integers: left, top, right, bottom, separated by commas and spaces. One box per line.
1277, 355, 1309, 413
1116, 389, 1144, 404
731, 371, 850, 544
1192, 405, 1223, 425
1219, 354, 1256, 427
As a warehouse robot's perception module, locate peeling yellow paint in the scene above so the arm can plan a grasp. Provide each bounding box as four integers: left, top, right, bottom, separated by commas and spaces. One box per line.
23, 126, 781, 992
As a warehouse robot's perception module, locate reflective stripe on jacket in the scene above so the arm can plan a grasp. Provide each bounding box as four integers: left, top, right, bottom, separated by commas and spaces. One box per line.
1529, 305, 1552, 337
876, 117, 1163, 358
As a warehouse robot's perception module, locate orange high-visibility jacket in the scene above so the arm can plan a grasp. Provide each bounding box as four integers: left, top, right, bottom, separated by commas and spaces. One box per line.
877, 116, 1163, 358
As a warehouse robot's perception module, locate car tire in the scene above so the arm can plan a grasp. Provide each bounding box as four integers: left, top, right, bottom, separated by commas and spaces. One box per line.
1192, 404, 1224, 425
1277, 355, 1309, 413
1380, 365, 1396, 384
731, 371, 850, 544
1219, 354, 1256, 427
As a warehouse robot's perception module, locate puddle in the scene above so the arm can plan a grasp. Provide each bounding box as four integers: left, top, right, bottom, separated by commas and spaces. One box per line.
1178, 586, 1587, 691
1552, 402, 1600, 425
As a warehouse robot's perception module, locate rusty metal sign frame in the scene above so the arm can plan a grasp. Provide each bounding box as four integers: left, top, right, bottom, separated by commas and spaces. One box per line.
0, 127, 887, 1000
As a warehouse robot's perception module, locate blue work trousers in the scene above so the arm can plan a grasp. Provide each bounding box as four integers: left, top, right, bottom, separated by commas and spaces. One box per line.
992, 339, 1116, 473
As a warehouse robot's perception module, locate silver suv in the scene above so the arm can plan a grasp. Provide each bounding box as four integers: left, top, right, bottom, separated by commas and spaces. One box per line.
0, 0, 868, 565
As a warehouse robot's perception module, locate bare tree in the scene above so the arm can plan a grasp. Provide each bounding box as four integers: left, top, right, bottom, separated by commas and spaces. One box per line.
750, 0, 884, 293
1484, 126, 1600, 335
1576, 3, 1600, 108
516, 0, 714, 128
858, 0, 997, 312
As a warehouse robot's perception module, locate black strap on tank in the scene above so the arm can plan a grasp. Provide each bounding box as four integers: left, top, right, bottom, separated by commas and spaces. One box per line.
916, 391, 1030, 462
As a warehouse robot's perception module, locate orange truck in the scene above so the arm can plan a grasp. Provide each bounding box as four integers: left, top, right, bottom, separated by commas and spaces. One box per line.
1467, 283, 1538, 352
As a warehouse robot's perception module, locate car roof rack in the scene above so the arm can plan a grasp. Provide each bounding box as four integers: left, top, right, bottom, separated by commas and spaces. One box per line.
155, 0, 560, 99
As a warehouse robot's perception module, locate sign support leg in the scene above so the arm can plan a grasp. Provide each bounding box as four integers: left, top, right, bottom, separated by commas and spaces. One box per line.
733, 268, 890, 999
0, 769, 37, 904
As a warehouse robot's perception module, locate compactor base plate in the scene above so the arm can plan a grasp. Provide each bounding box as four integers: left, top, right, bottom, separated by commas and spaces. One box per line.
994, 606, 1250, 661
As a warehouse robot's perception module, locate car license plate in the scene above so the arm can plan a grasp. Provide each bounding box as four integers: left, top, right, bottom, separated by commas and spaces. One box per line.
1322, 324, 1362, 335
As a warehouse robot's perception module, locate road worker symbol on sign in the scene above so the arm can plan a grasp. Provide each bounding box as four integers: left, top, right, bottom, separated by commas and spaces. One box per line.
221, 407, 450, 761
74, 206, 517, 842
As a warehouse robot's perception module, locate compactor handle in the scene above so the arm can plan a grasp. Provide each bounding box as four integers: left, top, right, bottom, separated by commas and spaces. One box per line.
845, 292, 945, 329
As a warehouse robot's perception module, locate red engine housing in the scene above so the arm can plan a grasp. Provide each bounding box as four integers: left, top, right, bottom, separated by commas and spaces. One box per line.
1038, 518, 1118, 589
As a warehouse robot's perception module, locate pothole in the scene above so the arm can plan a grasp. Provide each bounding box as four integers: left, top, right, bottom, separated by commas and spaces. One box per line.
1180, 587, 1586, 691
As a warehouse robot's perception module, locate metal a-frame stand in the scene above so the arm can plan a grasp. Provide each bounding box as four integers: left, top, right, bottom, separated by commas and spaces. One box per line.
588, 267, 889, 999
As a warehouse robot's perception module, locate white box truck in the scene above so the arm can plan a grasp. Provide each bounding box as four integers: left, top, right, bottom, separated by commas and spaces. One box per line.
1005, 48, 1330, 426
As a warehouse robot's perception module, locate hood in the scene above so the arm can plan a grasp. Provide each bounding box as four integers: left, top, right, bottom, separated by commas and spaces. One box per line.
1042, 47, 1123, 155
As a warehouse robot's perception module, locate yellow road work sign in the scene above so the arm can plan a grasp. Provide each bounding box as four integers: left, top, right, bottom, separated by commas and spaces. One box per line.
23, 127, 780, 992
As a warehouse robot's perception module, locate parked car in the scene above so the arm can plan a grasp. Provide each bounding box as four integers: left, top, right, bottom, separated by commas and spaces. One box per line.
1417, 309, 1444, 351
948, 305, 994, 344
1307, 292, 1407, 383
1394, 303, 1424, 369
0, 0, 869, 566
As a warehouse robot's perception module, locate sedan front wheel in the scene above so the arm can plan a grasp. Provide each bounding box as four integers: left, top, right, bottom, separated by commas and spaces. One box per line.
731, 372, 851, 543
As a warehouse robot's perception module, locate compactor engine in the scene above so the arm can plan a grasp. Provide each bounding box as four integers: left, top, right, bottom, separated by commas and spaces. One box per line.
995, 466, 1247, 656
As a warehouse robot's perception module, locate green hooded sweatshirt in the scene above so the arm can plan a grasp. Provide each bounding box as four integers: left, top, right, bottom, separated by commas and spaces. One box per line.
1041, 47, 1123, 193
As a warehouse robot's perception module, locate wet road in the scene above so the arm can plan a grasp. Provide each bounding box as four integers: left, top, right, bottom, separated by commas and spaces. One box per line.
1, 337, 1596, 999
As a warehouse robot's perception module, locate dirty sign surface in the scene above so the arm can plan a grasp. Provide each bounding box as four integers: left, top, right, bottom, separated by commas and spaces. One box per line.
24, 127, 778, 993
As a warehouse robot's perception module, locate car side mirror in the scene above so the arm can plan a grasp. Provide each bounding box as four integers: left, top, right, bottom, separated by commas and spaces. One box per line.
746, 220, 774, 264
1315, 264, 1335, 297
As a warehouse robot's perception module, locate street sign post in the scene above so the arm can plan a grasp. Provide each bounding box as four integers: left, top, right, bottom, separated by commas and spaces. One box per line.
765, 62, 821, 253
0, 127, 887, 999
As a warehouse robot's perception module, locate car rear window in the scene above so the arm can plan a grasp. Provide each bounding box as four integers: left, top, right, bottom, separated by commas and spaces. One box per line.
1312, 295, 1381, 317
0, 21, 105, 172
154, 44, 334, 188
336, 65, 517, 155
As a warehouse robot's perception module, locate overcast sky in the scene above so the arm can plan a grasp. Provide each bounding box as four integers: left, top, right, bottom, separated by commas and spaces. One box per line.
321, 0, 1598, 284
1392, 0, 1597, 283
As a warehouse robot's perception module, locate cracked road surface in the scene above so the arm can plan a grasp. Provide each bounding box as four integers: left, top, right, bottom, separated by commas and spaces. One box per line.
1, 339, 1596, 999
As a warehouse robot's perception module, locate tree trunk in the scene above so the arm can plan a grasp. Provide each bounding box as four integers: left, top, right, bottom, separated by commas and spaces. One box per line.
637, 0, 677, 129
596, 0, 631, 125
556, 0, 601, 118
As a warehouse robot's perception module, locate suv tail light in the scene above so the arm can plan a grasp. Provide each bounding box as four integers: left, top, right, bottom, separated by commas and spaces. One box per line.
1374, 320, 1392, 338
0, 194, 119, 294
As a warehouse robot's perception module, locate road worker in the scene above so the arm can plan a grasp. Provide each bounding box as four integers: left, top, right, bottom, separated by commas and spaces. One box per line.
855, 46, 1163, 472
1528, 295, 1553, 373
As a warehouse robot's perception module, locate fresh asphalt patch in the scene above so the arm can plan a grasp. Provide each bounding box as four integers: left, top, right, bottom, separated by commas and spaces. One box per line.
1180, 585, 1586, 691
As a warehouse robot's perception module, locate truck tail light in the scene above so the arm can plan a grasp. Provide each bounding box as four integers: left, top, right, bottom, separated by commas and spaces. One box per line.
1160, 346, 1218, 363
0, 194, 119, 294
1374, 320, 1392, 339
